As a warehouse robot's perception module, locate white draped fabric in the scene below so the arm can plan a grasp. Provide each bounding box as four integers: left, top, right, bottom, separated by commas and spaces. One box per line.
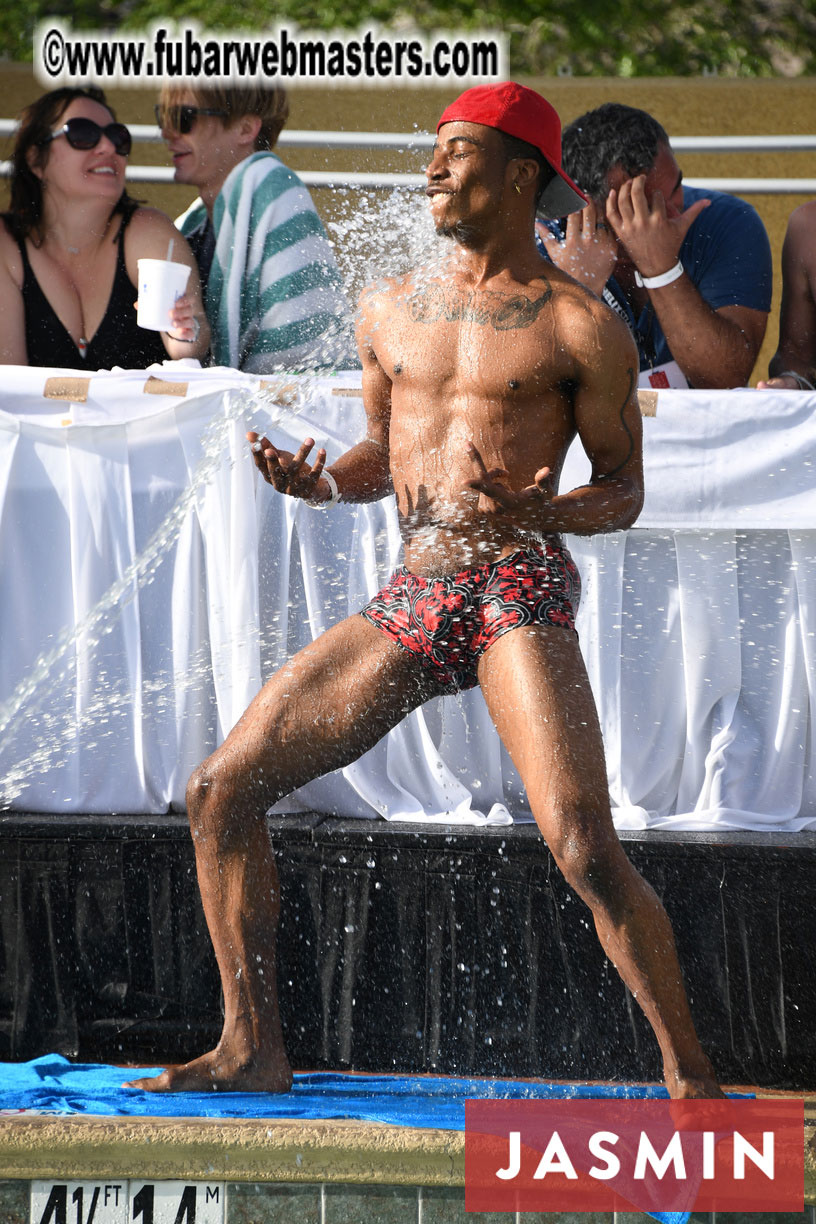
1, 363, 815, 831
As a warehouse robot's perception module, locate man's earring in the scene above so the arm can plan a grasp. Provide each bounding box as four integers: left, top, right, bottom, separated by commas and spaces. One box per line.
514, 181, 522, 195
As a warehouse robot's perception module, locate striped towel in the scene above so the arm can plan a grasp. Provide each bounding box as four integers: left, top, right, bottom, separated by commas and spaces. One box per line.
178, 151, 354, 373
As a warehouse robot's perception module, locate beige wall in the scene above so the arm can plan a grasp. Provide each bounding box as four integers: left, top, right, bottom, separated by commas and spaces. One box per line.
2, 67, 814, 382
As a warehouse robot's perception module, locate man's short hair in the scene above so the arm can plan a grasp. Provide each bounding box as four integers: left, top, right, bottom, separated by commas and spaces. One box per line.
159, 84, 289, 151
499, 131, 556, 212
561, 103, 670, 200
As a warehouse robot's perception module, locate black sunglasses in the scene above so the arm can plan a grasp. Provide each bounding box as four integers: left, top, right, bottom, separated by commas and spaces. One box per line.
44, 117, 132, 157
154, 104, 228, 135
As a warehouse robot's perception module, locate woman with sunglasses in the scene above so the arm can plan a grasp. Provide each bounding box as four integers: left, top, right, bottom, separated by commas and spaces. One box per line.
0, 87, 210, 369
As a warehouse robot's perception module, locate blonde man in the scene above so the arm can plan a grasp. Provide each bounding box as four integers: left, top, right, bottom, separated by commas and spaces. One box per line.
156, 84, 352, 372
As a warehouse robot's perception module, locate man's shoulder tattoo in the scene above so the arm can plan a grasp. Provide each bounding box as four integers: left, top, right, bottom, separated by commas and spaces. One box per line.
401, 283, 553, 331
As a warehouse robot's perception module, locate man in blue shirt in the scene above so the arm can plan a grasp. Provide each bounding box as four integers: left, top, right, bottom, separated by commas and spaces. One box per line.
538, 102, 772, 389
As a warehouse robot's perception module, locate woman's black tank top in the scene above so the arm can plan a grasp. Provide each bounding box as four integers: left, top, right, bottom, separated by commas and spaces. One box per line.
20, 219, 168, 371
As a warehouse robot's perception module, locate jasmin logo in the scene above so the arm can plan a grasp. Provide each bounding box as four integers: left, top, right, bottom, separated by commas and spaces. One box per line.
496, 1124, 773, 1180
465, 1099, 803, 1213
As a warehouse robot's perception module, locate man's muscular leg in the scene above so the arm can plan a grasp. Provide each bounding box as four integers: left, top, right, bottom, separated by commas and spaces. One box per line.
477, 624, 722, 1099
127, 615, 439, 1092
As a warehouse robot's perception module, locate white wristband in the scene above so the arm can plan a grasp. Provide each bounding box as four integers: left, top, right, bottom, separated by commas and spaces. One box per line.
634, 261, 684, 289
306, 468, 340, 509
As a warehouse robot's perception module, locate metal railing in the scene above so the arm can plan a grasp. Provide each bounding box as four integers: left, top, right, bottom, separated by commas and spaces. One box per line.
1, 122, 815, 193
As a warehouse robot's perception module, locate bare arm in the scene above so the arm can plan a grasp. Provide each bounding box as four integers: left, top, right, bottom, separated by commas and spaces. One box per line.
125, 209, 211, 361
551, 307, 644, 533
639, 289, 766, 389
759, 202, 816, 390
0, 224, 28, 364
248, 286, 393, 504
466, 306, 643, 537
608, 177, 767, 388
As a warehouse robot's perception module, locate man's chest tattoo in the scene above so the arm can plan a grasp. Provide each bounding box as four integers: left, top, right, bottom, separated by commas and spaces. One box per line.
402, 284, 553, 330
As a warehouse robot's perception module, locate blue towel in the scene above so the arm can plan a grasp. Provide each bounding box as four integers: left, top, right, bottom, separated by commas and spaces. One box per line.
1, 1057, 750, 1224
0, 1054, 677, 1123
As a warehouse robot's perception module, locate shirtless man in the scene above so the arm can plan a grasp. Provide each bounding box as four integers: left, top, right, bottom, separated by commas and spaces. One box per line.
128, 82, 721, 1099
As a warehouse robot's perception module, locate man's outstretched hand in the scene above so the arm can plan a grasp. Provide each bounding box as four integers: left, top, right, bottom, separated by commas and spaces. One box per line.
248, 431, 329, 502
463, 441, 555, 531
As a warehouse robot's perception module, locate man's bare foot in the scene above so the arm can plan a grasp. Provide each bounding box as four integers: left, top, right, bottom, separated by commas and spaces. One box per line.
123, 1046, 293, 1094
665, 1063, 726, 1100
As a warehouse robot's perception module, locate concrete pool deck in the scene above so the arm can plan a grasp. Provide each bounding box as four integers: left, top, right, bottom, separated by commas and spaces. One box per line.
1, 1088, 815, 1222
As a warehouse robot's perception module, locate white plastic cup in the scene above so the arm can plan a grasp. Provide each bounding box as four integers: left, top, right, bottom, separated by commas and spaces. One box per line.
136, 259, 191, 331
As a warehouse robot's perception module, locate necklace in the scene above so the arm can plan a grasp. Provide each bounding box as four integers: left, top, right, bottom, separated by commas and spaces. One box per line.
41, 213, 113, 258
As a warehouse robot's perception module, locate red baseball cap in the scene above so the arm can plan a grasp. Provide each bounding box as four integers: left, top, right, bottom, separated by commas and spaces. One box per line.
436, 81, 587, 219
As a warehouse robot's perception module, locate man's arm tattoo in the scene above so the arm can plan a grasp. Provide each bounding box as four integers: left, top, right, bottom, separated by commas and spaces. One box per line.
605, 367, 637, 478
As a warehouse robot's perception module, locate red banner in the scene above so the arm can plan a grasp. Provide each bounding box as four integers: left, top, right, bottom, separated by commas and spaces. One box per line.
465, 1098, 803, 1213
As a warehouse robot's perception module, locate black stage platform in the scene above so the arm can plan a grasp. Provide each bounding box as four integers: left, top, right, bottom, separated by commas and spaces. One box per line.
2, 812, 814, 1089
